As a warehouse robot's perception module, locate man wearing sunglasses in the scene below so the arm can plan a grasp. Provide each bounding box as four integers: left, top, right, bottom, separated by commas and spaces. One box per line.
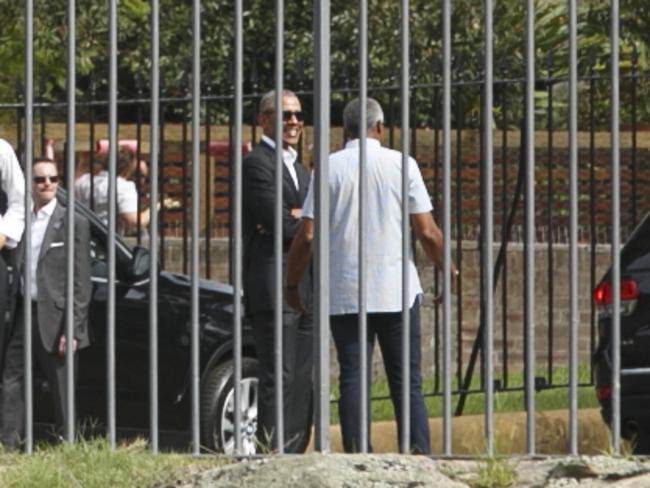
242, 89, 313, 453
0, 158, 91, 449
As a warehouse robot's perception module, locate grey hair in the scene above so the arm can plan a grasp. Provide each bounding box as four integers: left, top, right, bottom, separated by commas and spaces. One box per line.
259, 89, 299, 113
343, 97, 384, 139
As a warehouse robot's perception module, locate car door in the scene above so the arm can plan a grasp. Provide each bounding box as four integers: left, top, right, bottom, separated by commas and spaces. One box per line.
76, 227, 151, 428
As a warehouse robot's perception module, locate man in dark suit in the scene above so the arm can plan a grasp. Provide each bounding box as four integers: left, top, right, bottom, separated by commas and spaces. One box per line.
0, 158, 91, 449
242, 90, 313, 453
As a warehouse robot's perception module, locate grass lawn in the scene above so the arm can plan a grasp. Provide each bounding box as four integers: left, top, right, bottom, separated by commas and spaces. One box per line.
330, 365, 599, 424
0, 438, 222, 488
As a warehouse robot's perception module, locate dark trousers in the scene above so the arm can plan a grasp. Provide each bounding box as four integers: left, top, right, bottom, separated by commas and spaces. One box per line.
330, 297, 431, 454
251, 309, 314, 453
0, 301, 75, 450
0, 250, 13, 369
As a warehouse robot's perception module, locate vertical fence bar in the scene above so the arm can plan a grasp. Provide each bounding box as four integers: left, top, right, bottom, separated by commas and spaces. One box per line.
159, 105, 166, 269
567, 0, 579, 456
64, 0, 77, 444
135, 92, 143, 244
546, 53, 555, 385
273, 0, 285, 453
610, 0, 621, 454
357, 0, 369, 454
483, 0, 495, 455
23, 0, 34, 456
149, 0, 160, 454
313, 0, 331, 452
190, 0, 201, 456
232, 0, 244, 454
107, 0, 118, 449
628, 49, 639, 231
588, 57, 597, 384
455, 84, 464, 391
499, 83, 508, 388
38, 77, 45, 157
441, 0, 452, 456
204, 91, 212, 279
182, 113, 189, 274
88, 81, 96, 211
399, 0, 411, 454
524, 0, 535, 455
432, 83, 441, 395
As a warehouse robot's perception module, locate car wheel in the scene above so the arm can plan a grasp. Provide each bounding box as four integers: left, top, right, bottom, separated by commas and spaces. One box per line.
201, 357, 259, 455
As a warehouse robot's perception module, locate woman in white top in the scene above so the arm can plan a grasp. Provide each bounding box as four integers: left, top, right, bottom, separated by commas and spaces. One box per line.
75, 146, 151, 234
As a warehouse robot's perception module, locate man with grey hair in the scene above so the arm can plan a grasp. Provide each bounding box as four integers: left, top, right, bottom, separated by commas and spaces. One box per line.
286, 97, 456, 453
242, 89, 313, 453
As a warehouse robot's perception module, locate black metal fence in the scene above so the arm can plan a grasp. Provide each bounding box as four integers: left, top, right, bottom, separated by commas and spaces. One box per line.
1, 0, 642, 456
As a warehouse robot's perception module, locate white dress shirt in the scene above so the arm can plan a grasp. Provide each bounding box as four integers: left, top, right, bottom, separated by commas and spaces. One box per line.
29, 197, 58, 299
302, 138, 433, 315
261, 134, 300, 190
0, 139, 26, 249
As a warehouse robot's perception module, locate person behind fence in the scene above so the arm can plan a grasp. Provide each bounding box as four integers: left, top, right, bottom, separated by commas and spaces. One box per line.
0, 140, 26, 379
0, 158, 91, 449
286, 97, 457, 454
74, 145, 151, 235
242, 89, 313, 453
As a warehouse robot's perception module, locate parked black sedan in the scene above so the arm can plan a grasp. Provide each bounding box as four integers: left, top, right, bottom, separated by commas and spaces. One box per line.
594, 212, 650, 453
32, 191, 261, 454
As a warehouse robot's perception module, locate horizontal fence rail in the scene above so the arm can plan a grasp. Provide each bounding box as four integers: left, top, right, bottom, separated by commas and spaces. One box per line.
0, 0, 632, 457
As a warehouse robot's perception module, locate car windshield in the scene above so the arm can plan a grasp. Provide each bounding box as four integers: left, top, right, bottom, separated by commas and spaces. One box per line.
621, 212, 650, 272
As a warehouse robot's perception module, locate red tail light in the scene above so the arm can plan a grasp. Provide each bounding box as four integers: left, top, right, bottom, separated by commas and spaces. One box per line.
596, 386, 611, 401
593, 279, 639, 306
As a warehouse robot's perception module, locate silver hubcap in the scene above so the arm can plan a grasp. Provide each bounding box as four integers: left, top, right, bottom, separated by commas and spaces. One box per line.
219, 377, 258, 455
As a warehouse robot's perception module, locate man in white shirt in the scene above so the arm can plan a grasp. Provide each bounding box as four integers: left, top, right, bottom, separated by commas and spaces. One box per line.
0, 158, 91, 449
286, 97, 456, 454
242, 90, 313, 453
0, 139, 25, 390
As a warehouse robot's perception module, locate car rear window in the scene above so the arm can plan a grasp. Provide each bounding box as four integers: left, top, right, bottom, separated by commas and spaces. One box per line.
622, 212, 650, 271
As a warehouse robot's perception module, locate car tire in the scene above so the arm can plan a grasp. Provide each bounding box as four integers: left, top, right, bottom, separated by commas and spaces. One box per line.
200, 357, 259, 455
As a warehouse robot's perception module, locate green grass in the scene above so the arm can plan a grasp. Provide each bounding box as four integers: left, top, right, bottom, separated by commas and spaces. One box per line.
468, 456, 518, 488
0, 437, 222, 488
330, 364, 599, 424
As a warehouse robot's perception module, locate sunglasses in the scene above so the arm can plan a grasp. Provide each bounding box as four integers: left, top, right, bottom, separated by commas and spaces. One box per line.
265, 110, 304, 122
33, 175, 59, 184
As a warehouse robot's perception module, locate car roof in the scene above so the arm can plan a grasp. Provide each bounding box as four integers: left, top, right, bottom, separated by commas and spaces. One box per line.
55, 186, 134, 260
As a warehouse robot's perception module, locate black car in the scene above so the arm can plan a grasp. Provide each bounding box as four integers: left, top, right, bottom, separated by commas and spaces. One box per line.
594, 212, 650, 453
32, 191, 261, 454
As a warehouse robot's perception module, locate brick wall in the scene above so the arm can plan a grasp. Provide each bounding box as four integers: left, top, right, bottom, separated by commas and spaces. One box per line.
145, 237, 611, 384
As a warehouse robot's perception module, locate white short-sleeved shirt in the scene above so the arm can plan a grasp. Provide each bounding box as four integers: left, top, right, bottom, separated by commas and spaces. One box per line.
302, 138, 433, 315
75, 171, 138, 224
0, 139, 25, 248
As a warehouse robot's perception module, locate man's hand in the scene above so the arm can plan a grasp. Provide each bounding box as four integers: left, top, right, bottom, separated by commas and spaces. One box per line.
0, 234, 6, 251
57, 335, 78, 357
433, 268, 459, 304
285, 286, 305, 314
289, 208, 302, 219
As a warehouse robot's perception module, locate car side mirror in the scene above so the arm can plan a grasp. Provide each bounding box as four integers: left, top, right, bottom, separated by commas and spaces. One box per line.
129, 246, 151, 280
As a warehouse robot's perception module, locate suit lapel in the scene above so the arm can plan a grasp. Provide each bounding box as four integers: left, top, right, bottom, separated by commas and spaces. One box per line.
260, 140, 301, 202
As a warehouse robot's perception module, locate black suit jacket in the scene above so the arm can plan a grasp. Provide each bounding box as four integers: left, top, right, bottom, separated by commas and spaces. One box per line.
15, 202, 92, 352
242, 140, 311, 316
